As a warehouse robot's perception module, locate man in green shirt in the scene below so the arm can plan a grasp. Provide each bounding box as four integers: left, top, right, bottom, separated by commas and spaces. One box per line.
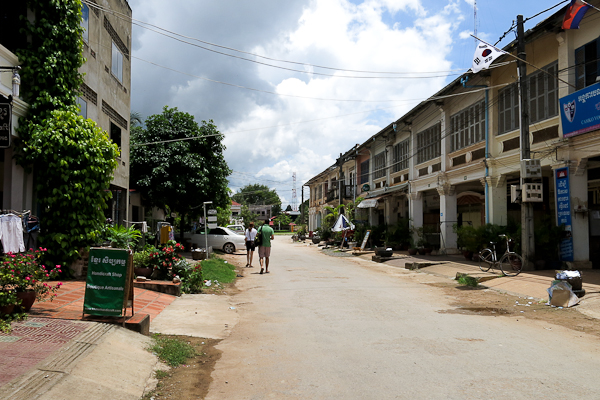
258, 221, 275, 274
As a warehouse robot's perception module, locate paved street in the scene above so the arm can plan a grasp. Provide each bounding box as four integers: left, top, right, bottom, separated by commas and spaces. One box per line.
205, 238, 600, 399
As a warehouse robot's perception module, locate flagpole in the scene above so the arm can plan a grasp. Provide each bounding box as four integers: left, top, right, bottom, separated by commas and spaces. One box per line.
470, 34, 576, 89
582, 1, 600, 13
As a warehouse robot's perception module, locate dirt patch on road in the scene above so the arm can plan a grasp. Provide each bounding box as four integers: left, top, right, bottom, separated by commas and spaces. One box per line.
430, 281, 600, 337
143, 336, 222, 400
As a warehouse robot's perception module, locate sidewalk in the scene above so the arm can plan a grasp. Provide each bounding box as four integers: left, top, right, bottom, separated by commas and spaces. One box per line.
3, 247, 600, 399
0, 281, 177, 399
377, 252, 600, 320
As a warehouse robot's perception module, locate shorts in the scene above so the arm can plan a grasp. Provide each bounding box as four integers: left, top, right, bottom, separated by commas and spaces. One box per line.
245, 241, 255, 251
258, 246, 271, 259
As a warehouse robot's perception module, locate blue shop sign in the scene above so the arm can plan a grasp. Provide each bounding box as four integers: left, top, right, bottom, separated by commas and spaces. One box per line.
555, 167, 573, 262
560, 83, 600, 138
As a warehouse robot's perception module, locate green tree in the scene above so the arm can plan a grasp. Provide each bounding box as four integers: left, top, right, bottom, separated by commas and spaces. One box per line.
299, 199, 309, 224
232, 184, 281, 210
216, 203, 231, 227
130, 111, 143, 128
16, 0, 85, 125
14, 0, 119, 267
240, 205, 260, 226
323, 204, 345, 229
345, 197, 363, 223
273, 214, 292, 229
130, 106, 231, 241
22, 110, 119, 265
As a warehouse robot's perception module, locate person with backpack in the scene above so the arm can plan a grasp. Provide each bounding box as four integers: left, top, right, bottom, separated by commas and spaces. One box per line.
257, 221, 275, 274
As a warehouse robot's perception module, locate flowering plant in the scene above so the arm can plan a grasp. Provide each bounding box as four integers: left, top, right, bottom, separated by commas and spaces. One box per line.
148, 242, 184, 280
0, 248, 63, 302
180, 262, 203, 294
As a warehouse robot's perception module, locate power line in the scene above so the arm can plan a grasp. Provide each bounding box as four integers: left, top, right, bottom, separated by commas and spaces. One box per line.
524, 0, 569, 23
134, 55, 512, 103
82, 0, 477, 78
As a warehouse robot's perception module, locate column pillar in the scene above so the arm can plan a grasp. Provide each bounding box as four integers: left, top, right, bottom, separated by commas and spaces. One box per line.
409, 192, 423, 246
385, 197, 393, 226
570, 162, 591, 268
437, 185, 459, 254
485, 175, 508, 226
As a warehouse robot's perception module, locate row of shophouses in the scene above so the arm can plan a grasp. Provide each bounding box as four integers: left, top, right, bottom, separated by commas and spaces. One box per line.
305, 2, 600, 269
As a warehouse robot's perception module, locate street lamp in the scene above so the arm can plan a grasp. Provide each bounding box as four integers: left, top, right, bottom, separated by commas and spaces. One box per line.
0, 66, 21, 98
203, 201, 212, 258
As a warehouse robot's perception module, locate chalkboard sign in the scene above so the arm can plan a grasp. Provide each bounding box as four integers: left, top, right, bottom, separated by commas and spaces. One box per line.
84, 248, 132, 317
360, 230, 371, 251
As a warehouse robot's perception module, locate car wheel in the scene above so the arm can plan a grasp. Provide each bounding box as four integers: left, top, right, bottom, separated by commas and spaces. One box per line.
223, 243, 235, 254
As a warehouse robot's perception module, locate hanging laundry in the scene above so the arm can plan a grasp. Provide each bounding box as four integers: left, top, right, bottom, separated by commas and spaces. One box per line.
0, 214, 26, 253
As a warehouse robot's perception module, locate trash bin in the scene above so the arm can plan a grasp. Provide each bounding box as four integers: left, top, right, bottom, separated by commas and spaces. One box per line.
555, 270, 585, 297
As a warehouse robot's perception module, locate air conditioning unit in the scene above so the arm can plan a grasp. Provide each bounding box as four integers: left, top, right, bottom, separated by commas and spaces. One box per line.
523, 183, 543, 202
511, 185, 522, 203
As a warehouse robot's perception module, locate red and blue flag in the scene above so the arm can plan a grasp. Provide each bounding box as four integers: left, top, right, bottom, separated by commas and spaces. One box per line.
562, 0, 591, 30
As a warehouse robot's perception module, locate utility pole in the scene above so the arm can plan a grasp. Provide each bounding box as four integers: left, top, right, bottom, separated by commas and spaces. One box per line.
517, 15, 535, 268
301, 185, 304, 224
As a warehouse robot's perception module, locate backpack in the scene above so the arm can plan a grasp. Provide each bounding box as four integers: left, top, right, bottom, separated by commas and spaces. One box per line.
254, 226, 263, 246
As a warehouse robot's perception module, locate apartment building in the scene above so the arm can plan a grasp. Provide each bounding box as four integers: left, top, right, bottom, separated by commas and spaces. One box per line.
0, 0, 132, 224
79, 0, 132, 225
306, 1, 600, 268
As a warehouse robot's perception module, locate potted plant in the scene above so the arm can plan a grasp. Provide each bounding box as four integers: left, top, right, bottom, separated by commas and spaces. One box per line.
454, 224, 480, 260
133, 249, 153, 278
148, 242, 185, 280
415, 227, 433, 255
386, 219, 413, 251
0, 248, 63, 312
105, 224, 142, 250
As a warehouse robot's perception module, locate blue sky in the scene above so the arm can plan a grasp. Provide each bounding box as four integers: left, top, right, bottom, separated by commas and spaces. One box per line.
128, 0, 571, 207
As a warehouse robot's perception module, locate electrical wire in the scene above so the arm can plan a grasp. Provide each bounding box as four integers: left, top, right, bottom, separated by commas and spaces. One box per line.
133, 54, 513, 103
83, 0, 473, 79
82, 0, 482, 79
523, 0, 570, 23
130, 80, 511, 147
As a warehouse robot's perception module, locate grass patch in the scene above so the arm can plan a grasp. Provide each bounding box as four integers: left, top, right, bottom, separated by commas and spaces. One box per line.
149, 334, 197, 367
155, 370, 170, 379
201, 257, 236, 284
457, 274, 479, 287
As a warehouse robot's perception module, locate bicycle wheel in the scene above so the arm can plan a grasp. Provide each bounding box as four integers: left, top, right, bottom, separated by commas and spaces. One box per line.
499, 252, 523, 276
478, 248, 493, 272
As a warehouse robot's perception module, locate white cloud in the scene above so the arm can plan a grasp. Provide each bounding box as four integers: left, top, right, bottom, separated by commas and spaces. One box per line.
459, 29, 473, 39
129, 0, 466, 203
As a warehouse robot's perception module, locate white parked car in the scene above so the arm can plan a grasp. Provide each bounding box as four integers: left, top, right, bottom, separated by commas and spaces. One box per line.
192, 226, 246, 254
226, 224, 245, 235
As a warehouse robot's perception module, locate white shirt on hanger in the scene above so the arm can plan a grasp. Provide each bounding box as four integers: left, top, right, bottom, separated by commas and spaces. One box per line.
0, 214, 25, 253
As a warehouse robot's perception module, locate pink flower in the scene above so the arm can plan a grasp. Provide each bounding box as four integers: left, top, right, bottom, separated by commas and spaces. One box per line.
26, 276, 30, 280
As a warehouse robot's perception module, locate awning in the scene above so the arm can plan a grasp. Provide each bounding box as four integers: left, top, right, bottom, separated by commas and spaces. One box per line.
357, 195, 389, 208
357, 199, 378, 208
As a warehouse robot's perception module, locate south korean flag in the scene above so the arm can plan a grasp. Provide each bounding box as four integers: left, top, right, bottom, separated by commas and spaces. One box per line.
471, 42, 506, 73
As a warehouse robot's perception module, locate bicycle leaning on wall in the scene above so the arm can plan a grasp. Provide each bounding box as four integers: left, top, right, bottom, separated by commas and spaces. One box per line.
478, 234, 523, 277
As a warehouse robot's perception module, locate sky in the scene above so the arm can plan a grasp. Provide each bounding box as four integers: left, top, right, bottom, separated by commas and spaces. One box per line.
127, 0, 571, 208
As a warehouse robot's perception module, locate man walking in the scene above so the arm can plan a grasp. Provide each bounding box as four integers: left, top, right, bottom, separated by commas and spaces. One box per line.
258, 221, 275, 274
